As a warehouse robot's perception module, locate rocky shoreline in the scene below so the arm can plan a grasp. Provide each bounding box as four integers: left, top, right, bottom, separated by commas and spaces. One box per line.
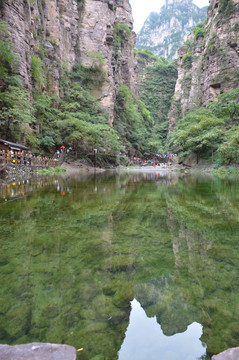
0, 343, 238, 359
1, 162, 238, 186
0, 343, 77, 360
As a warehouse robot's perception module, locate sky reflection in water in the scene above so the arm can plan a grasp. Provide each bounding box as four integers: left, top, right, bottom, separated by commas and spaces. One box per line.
0, 172, 238, 359
119, 299, 206, 360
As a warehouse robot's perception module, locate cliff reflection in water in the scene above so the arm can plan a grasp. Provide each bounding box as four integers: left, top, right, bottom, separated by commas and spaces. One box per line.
0, 171, 238, 360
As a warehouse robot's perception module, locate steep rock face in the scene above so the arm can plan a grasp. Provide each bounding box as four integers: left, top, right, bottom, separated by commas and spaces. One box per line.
0, 0, 80, 93
78, 0, 138, 124
136, 0, 207, 59
0, 0, 137, 124
169, 0, 239, 131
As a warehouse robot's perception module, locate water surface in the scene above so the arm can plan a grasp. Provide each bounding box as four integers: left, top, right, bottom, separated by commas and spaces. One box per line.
0, 171, 238, 360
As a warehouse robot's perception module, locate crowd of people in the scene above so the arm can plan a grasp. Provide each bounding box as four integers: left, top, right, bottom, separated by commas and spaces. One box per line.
0, 149, 57, 167
133, 153, 178, 167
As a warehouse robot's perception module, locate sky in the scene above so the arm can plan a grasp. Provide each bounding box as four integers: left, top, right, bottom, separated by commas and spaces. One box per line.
129, 0, 210, 33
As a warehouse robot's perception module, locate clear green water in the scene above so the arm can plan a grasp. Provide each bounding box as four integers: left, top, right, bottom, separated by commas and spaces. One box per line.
0, 171, 238, 360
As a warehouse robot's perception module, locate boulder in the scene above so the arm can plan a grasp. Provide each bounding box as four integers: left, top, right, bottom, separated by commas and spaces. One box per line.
183, 152, 198, 167
212, 347, 239, 360
0, 343, 77, 360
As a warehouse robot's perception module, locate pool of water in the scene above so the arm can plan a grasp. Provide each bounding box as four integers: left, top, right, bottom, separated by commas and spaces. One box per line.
0, 171, 238, 359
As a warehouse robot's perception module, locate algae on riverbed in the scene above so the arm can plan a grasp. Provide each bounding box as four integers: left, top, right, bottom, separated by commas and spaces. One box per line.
0, 172, 238, 359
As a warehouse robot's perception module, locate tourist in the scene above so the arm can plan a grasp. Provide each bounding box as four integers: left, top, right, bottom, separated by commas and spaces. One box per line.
44, 156, 48, 166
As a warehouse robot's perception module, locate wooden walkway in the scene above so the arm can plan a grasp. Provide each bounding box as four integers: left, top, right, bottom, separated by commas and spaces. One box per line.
0, 150, 60, 169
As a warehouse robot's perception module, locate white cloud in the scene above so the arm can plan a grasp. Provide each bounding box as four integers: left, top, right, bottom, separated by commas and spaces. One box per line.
129, 0, 209, 33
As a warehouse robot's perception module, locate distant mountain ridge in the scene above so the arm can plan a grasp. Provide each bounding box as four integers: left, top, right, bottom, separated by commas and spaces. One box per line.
136, 0, 207, 59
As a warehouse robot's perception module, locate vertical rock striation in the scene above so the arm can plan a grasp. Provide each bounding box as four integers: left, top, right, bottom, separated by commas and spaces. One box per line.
0, 0, 137, 124
0, 0, 80, 93
168, 0, 239, 131
78, 0, 138, 124
136, 0, 207, 59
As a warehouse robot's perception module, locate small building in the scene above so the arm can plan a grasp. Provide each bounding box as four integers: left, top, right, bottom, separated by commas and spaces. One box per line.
0, 139, 30, 152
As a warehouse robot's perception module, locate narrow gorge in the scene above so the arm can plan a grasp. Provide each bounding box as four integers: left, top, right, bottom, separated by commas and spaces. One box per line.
0, 0, 238, 163
0, 2, 239, 360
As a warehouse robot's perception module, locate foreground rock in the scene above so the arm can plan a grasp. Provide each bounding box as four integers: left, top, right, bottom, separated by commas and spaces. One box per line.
0, 343, 77, 360
212, 347, 239, 360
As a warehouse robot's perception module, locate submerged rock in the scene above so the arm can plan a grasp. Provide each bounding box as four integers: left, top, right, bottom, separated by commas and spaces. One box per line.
0, 343, 77, 360
212, 347, 239, 360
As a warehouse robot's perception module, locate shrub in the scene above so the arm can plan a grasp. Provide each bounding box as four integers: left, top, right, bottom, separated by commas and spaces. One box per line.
0, 21, 18, 79
219, 0, 234, 14
194, 23, 206, 40
182, 53, 192, 69
31, 56, 45, 86
114, 22, 131, 48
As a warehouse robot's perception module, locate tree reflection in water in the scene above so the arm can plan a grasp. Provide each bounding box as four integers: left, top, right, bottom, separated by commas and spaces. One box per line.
0, 171, 238, 359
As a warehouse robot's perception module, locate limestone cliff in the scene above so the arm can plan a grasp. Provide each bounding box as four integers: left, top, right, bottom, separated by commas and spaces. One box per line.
169, 0, 239, 131
0, 0, 137, 124
136, 0, 207, 59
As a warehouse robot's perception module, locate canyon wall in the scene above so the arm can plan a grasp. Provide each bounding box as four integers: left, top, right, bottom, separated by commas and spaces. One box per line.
169, 0, 239, 131
0, 0, 137, 125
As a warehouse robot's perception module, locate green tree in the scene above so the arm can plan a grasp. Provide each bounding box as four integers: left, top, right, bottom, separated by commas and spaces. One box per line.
137, 51, 177, 148
31, 56, 45, 87
113, 22, 131, 48
0, 86, 36, 141
168, 108, 225, 162
114, 85, 154, 154
208, 88, 239, 124
217, 126, 239, 164
194, 23, 206, 40
0, 21, 18, 80
34, 93, 62, 150
56, 79, 121, 154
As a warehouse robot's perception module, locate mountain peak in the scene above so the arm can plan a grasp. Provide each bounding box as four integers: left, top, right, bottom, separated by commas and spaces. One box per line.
165, 0, 191, 6
136, 1, 207, 59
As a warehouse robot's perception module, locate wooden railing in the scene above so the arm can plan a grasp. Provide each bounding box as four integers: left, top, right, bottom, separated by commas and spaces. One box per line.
0, 150, 59, 168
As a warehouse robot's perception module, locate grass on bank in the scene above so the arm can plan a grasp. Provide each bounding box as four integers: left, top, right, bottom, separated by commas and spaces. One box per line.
36, 166, 66, 175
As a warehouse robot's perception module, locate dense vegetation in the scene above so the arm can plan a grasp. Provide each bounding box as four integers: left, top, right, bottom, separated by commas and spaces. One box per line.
166, 7, 239, 166
0, 22, 122, 156
0, 21, 167, 158
114, 84, 153, 154
136, 49, 177, 150
168, 88, 239, 165
0, 10, 238, 166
